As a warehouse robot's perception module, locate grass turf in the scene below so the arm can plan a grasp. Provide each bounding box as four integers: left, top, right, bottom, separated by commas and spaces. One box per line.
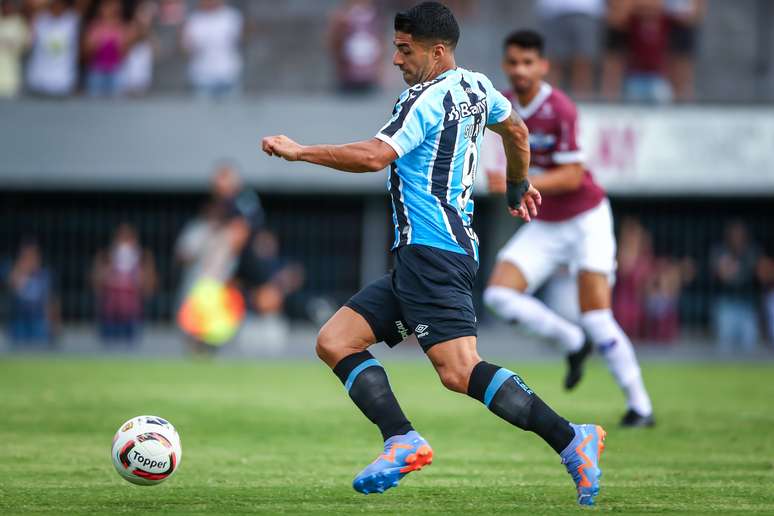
1, 358, 773, 514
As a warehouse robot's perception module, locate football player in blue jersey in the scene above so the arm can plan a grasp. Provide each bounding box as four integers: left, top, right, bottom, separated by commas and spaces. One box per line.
262, 2, 606, 506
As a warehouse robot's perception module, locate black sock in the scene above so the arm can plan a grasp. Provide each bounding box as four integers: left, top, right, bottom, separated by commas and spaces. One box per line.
332, 351, 413, 441
467, 361, 575, 454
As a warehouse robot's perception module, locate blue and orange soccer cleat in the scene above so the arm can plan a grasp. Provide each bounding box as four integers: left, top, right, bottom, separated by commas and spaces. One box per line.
560, 423, 607, 506
352, 431, 433, 494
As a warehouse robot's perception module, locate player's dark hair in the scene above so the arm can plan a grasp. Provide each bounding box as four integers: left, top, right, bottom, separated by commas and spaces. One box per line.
503, 29, 544, 55
394, 2, 460, 48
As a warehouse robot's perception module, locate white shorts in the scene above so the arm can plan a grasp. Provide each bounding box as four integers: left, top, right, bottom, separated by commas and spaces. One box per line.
496, 199, 617, 293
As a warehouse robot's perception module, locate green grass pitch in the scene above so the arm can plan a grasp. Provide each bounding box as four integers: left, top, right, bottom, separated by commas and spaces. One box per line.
1, 358, 773, 514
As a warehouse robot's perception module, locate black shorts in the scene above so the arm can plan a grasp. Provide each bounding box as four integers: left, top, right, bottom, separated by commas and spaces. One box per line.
669, 24, 696, 54
345, 244, 478, 352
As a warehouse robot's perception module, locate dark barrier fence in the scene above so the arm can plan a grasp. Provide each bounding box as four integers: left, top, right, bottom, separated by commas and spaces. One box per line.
1, 190, 773, 343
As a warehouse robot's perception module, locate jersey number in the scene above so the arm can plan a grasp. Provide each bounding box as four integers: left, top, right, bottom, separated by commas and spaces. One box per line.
457, 142, 478, 210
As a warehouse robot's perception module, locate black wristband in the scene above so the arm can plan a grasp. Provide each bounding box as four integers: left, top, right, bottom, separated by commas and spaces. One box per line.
506, 179, 530, 210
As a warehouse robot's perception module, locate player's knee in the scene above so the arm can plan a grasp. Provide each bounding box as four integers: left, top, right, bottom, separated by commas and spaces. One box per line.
315, 326, 342, 364
437, 364, 473, 394
315, 323, 365, 366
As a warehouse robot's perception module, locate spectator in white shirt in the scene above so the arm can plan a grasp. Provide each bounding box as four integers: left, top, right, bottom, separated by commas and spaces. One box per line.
0, 0, 29, 98
181, 0, 243, 99
25, 0, 89, 97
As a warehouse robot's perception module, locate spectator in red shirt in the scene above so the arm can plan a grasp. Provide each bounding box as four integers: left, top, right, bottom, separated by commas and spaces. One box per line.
92, 223, 157, 344
623, 0, 673, 103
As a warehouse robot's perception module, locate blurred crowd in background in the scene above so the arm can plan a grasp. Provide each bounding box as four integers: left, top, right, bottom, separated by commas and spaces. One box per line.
0, 0, 769, 102
2, 164, 310, 351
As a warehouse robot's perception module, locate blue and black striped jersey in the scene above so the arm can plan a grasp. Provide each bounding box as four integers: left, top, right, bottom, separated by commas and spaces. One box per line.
375, 67, 512, 261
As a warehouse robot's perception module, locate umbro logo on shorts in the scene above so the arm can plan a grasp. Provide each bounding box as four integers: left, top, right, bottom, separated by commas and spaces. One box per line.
415, 324, 430, 338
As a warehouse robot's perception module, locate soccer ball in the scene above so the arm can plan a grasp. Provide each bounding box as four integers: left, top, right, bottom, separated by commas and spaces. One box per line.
111, 415, 182, 486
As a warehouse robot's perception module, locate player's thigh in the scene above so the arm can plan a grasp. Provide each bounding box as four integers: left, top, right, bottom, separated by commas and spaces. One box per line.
577, 270, 612, 312
392, 245, 478, 353
426, 335, 481, 393
572, 200, 617, 311
488, 260, 529, 292
317, 275, 409, 367
493, 221, 565, 293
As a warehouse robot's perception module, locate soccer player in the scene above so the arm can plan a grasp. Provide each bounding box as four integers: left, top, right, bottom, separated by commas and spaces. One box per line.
262, 3, 605, 506
481, 30, 654, 427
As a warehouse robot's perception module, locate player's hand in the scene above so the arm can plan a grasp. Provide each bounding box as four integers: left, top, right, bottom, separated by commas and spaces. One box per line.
261, 135, 303, 161
507, 184, 541, 222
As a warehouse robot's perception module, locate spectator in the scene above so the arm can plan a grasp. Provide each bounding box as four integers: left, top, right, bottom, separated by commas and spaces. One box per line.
664, 0, 704, 102
623, 0, 673, 103
25, 0, 89, 97
237, 228, 304, 318
710, 221, 761, 353
181, 0, 243, 99
536, 0, 604, 99
118, 0, 156, 96
92, 223, 156, 344
5, 240, 59, 346
328, 0, 382, 95
175, 164, 261, 351
82, 0, 132, 97
613, 217, 653, 339
613, 217, 694, 343
757, 255, 774, 349
600, 0, 631, 101
0, 0, 29, 98
643, 256, 694, 342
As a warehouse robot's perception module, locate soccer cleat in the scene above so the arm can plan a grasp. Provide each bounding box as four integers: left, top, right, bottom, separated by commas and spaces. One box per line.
352, 431, 433, 495
564, 338, 593, 391
620, 409, 655, 428
561, 423, 606, 506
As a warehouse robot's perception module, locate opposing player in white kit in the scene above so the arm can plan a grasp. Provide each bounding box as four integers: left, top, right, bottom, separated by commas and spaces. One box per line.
482, 30, 654, 427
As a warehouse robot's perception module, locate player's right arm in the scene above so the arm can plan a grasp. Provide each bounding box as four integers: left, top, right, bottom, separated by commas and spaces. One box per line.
261, 135, 397, 173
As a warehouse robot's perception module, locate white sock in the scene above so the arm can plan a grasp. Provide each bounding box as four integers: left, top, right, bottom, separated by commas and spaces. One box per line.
580, 309, 653, 416
483, 286, 584, 353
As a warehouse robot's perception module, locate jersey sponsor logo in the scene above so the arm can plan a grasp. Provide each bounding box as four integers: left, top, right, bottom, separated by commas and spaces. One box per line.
395, 320, 410, 340
415, 324, 430, 338
446, 98, 488, 123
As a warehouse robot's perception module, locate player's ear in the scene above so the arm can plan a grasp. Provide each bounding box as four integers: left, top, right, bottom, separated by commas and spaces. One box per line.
432, 43, 446, 61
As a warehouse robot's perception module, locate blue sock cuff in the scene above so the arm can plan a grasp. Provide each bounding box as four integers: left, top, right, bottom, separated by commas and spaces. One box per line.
484, 368, 516, 407
344, 359, 382, 392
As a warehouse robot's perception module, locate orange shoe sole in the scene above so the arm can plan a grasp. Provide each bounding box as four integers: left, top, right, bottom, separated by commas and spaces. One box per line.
399, 444, 433, 474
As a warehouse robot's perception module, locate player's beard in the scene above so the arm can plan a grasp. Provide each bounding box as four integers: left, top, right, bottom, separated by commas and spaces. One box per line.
510, 76, 534, 96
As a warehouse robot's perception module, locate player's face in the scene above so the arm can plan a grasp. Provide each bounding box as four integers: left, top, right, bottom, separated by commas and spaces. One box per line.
502, 45, 548, 95
392, 31, 435, 86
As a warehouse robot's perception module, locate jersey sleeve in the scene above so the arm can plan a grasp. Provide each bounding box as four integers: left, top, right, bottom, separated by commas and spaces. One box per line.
553, 102, 585, 164
375, 90, 438, 158
478, 75, 512, 125
487, 88, 512, 125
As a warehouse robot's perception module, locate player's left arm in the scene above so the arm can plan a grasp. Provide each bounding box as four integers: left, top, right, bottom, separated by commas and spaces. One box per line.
261, 135, 397, 173
528, 163, 585, 195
